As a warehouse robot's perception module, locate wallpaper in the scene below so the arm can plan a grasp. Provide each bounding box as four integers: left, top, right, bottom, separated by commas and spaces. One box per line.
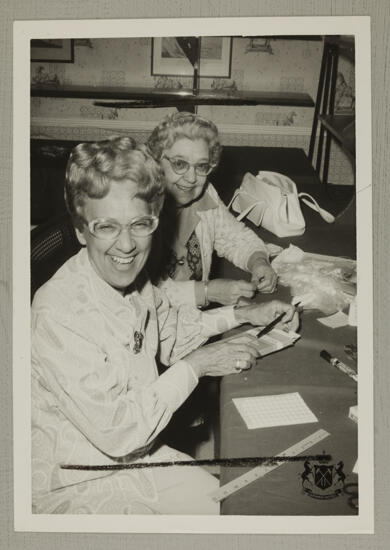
30, 37, 355, 184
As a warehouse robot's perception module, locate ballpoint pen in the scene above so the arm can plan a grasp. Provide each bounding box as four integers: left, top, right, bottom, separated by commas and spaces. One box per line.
257, 302, 301, 338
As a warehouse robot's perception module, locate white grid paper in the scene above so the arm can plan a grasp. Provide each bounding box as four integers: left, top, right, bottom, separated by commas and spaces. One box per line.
233, 391, 318, 430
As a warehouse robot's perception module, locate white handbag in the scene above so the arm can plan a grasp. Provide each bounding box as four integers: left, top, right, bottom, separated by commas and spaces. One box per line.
228, 171, 335, 238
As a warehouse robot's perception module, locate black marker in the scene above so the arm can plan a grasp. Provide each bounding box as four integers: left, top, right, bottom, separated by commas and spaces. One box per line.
320, 349, 357, 382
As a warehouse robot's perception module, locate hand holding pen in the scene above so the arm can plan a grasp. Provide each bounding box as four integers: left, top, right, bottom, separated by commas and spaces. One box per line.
256, 301, 302, 338
234, 300, 300, 334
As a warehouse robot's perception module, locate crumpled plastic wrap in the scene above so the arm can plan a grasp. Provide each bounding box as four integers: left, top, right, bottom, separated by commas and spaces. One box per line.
272, 245, 356, 315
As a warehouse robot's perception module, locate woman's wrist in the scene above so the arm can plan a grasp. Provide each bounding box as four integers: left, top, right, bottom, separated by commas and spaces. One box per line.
204, 279, 219, 304
233, 304, 251, 325
196, 279, 212, 307
194, 281, 210, 307
203, 280, 210, 306
247, 251, 269, 272
185, 351, 205, 378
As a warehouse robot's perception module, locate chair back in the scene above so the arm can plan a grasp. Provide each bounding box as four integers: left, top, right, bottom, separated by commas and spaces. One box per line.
31, 213, 81, 301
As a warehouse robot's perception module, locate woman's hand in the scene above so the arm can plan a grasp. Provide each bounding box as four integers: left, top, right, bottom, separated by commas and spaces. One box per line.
234, 300, 300, 333
250, 258, 278, 293
185, 333, 262, 378
207, 278, 257, 306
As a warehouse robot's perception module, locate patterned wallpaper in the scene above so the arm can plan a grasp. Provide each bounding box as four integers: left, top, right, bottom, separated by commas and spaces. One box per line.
30, 37, 355, 184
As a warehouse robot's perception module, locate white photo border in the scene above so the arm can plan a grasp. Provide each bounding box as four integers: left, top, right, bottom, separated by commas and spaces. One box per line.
13, 15, 373, 534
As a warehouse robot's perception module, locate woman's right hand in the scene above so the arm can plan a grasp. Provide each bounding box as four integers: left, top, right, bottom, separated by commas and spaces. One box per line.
234, 300, 299, 333
185, 333, 262, 378
207, 278, 257, 306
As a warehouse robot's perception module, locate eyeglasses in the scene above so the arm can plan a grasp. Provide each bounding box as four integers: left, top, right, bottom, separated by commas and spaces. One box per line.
87, 216, 159, 240
162, 155, 215, 177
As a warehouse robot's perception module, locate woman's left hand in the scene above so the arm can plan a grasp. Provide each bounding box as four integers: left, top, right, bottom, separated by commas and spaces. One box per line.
250, 258, 278, 293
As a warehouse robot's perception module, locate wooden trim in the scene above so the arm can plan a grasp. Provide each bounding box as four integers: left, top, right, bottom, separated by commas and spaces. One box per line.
31, 116, 313, 136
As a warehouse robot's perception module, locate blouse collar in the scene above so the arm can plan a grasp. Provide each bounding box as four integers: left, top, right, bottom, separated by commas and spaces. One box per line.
175, 184, 218, 247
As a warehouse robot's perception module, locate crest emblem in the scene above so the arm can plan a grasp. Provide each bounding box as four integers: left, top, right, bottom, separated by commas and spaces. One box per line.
301, 456, 346, 500
314, 464, 334, 490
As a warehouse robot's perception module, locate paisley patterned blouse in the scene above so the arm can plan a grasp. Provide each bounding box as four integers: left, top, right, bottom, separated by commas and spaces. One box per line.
31, 248, 238, 511
159, 183, 270, 307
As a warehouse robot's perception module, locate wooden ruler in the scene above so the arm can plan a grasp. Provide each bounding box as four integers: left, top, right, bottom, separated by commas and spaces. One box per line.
209, 429, 330, 502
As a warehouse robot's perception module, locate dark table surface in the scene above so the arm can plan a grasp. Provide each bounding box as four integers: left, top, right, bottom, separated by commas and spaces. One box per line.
215, 179, 357, 516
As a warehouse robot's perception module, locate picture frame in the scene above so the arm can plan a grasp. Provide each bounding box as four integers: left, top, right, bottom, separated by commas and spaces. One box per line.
151, 36, 232, 77
31, 38, 74, 63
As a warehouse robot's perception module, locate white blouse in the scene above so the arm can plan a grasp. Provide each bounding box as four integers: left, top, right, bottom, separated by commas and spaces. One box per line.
31, 248, 238, 498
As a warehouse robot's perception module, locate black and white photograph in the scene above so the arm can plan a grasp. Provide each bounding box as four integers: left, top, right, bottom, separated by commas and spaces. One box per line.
13, 16, 373, 534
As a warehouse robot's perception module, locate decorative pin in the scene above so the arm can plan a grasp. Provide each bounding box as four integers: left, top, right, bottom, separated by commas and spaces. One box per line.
133, 331, 144, 354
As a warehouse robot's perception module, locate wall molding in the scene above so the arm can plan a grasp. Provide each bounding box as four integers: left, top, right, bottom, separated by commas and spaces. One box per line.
31, 116, 313, 137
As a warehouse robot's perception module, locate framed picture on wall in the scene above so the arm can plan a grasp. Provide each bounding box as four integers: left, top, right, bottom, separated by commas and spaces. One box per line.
151, 36, 232, 77
31, 39, 74, 63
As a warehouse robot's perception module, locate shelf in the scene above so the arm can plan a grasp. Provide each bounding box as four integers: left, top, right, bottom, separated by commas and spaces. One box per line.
31, 85, 314, 108
318, 114, 355, 158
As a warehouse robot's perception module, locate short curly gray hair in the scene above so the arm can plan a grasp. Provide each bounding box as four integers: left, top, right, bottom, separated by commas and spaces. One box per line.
146, 112, 222, 166
65, 136, 165, 229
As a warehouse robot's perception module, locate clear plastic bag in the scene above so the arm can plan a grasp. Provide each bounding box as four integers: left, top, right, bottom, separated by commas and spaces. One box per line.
272, 245, 356, 315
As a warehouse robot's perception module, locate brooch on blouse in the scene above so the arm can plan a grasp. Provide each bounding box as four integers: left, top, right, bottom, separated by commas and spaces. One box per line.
133, 331, 144, 354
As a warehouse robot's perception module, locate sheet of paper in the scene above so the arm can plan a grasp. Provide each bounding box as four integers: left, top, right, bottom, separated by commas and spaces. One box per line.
246, 327, 300, 356
233, 392, 318, 430
349, 405, 358, 423
317, 311, 349, 328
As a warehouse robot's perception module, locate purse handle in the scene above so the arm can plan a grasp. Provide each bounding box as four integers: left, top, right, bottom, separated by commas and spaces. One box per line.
228, 188, 335, 224
227, 188, 240, 210
227, 189, 266, 223
298, 192, 335, 223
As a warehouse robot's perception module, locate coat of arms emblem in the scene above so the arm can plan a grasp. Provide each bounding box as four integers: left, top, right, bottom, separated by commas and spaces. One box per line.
301, 457, 346, 499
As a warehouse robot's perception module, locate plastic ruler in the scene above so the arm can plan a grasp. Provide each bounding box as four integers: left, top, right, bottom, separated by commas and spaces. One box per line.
209, 428, 330, 502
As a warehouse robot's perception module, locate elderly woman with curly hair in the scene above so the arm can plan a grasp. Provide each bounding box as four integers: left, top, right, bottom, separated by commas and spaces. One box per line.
146, 112, 278, 309
31, 136, 298, 515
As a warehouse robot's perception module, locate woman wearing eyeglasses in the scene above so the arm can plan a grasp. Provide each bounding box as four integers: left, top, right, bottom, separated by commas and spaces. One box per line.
31, 137, 298, 515
146, 112, 277, 309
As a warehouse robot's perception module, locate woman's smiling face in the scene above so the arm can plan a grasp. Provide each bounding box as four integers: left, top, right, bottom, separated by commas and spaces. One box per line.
75, 180, 154, 292
161, 138, 210, 207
